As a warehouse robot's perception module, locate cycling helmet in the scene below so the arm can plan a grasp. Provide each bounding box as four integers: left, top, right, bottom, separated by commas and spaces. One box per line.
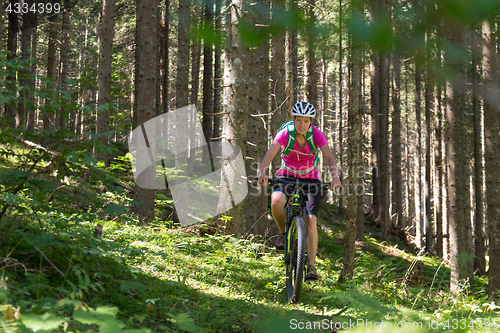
291, 101, 316, 118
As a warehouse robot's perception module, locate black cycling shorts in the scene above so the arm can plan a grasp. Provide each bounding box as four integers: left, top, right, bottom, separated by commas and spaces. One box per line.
271, 175, 322, 217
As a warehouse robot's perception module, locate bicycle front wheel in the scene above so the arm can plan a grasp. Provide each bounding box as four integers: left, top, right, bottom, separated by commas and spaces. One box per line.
286, 215, 306, 304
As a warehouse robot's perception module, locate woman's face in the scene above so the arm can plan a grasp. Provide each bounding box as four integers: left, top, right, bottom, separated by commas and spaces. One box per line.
293, 116, 311, 135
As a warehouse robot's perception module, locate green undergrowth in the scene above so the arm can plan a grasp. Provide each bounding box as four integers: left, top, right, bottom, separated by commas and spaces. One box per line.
1, 131, 499, 332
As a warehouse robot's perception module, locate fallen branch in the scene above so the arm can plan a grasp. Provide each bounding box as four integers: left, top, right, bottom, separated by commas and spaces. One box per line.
113, 181, 134, 192
35, 248, 65, 277
47, 185, 67, 202
14, 135, 60, 156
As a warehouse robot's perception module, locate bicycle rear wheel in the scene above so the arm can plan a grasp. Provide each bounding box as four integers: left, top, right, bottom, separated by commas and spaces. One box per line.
286, 215, 306, 303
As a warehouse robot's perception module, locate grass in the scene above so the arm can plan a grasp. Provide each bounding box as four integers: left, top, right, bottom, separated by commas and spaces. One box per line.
1, 134, 499, 332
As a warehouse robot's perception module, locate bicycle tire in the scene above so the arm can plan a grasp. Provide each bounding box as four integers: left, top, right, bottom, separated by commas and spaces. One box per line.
286, 215, 306, 303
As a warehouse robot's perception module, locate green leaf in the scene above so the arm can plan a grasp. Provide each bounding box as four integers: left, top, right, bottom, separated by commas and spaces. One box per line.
21, 313, 65, 332
74, 306, 125, 332
168, 313, 205, 333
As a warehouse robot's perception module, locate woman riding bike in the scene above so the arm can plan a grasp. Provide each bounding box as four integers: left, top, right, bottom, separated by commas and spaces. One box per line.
257, 101, 341, 281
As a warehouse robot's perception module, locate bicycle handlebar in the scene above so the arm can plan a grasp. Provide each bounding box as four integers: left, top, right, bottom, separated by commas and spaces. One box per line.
254, 177, 331, 190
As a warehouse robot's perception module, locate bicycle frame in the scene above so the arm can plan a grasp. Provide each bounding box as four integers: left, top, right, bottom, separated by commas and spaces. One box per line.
285, 192, 307, 264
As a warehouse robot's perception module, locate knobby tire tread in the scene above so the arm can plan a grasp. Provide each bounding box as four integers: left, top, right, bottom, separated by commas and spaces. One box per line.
290, 215, 305, 303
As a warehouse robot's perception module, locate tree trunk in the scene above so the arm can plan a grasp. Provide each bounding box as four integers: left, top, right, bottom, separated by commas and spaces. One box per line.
6, 0, 18, 128
340, 0, 363, 282
472, 26, 486, 276
212, 0, 222, 161
58, 7, 70, 129
391, 52, 403, 233
189, 5, 201, 172
96, 0, 115, 163
156, 0, 161, 117
446, 21, 474, 294
163, 0, 170, 113
435, 83, 444, 257
44, 14, 59, 130
202, 0, 214, 167
483, 19, 500, 299
220, 0, 252, 236
27, 23, 37, 131
305, 0, 317, 107
338, 0, 344, 210
415, 58, 422, 248
174, 0, 190, 219
177, 0, 190, 109
270, 0, 287, 178
19, 3, 37, 129
131, 0, 157, 223
425, 35, 433, 253
368, 0, 380, 222
244, 0, 269, 236
378, 12, 389, 239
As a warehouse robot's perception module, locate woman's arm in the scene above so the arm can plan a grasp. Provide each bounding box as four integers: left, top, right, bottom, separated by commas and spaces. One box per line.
320, 144, 341, 190
257, 141, 281, 186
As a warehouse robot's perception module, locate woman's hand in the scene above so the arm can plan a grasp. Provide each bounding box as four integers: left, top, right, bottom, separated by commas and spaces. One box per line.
331, 176, 341, 192
257, 171, 268, 187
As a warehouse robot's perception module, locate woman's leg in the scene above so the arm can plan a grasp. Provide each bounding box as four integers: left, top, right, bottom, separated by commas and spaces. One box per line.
271, 191, 287, 233
305, 214, 318, 265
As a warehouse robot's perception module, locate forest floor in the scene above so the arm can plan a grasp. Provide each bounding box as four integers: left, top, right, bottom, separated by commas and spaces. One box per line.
0, 132, 499, 332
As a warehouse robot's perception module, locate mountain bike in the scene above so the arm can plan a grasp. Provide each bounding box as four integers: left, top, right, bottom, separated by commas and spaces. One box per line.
265, 178, 330, 304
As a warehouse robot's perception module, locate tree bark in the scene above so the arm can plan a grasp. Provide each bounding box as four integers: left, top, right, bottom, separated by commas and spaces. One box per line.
221, 0, 252, 236
338, 0, 344, 210
391, 52, 403, 233
415, 58, 422, 248
435, 83, 444, 257
472, 26, 486, 276
19, 2, 37, 129
270, 0, 287, 178
189, 5, 201, 172
212, 0, 222, 161
378, 6, 389, 239
202, 0, 214, 167
340, 0, 363, 282
425, 31, 433, 253
368, 0, 380, 222
244, 0, 269, 236
305, 0, 317, 107
483, 19, 500, 299
177, 0, 190, 109
446, 21, 474, 294
27, 22, 37, 131
131, 0, 157, 223
6, 0, 19, 128
44, 14, 59, 130
58, 7, 70, 129
163, 0, 170, 113
96, 0, 115, 163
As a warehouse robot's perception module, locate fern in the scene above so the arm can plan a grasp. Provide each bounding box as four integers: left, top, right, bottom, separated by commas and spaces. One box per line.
0, 319, 17, 333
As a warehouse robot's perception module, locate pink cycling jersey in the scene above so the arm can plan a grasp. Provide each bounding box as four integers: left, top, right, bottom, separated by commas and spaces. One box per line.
274, 125, 328, 179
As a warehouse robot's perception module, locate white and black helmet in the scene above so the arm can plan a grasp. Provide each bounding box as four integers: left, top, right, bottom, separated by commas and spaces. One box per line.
291, 101, 316, 118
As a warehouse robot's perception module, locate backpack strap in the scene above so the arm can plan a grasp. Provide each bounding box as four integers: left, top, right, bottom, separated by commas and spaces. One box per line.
282, 123, 296, 156
279, 123, 320, 173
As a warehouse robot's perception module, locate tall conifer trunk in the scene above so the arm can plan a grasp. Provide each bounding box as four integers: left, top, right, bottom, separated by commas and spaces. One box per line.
483, 19, 500, 299
221, 0, 251, 236
96, 0, 115, 163
6, 0, 18, 128
131, 0, 157, 223
341, 0, 363, 282
472, 26, 485, 275
446, 21, 474, 294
